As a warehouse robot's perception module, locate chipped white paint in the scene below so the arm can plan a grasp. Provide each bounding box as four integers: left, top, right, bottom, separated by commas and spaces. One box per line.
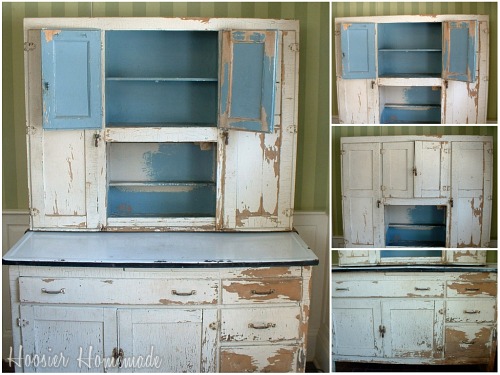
341, 136, 493, 248
332, 269, 497, 365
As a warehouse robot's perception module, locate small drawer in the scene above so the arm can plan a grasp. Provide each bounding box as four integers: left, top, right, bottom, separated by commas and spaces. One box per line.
19, 277, 219, 305
446, 281, 497, 298
332, 280, 444, 298
220, 345, 299, 373
220, 306, 300, 343
446, 300, 496, 323
445, 325, 493, 358
222, 278, 302, 304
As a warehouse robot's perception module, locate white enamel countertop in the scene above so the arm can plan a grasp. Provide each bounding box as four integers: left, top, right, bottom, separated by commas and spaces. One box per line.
3, 231, 318, 268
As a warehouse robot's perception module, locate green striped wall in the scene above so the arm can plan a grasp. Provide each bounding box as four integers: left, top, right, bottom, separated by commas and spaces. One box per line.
331, 126, 497, 239
331, 2, 498, 122
2, 2, 330, 212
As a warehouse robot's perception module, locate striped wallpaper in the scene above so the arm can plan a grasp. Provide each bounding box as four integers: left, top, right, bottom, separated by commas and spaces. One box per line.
2, 2, 330, 212
331, 126, 498, 239
331, 2, 498, 122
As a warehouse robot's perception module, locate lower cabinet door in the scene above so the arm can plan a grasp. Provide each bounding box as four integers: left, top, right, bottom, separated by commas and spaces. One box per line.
19, 305, 117, 373
118, 308, 217, 373
331, 299, 382, 357
381, 300, 444, 359
220, 345, 300, 372
445, 325, 494, 359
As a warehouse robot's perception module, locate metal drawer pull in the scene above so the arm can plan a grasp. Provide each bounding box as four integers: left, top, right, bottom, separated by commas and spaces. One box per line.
251, 289, 275, 296
465, 288, 481, 292
41, 288, 65, 295
335, 288, 350, 291
248, 323, 276, 330
414, 287, 431, 291
171, 290, 196, 296
464, 310, 481, 314
461, 340, 476, 345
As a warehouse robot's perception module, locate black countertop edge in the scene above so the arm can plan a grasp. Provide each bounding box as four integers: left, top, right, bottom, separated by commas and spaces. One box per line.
331, 265, 497, 273
3, 259, 319, 268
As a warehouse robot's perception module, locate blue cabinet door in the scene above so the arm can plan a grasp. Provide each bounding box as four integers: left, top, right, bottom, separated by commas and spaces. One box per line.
443, 21, 478, 82
340, 23, 376, 79
219, 30, 277, 133
41, 30, 102, 129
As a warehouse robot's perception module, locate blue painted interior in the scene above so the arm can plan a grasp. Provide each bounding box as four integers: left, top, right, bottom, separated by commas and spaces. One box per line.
106, 80, 217, 126
105, 31, 218, 127
41, 30, 102, 129
341, 23, 376, 79
384, 205, 447, 247
381, 250, 443, 258
107, 184, 216, 218
107, 142, 216, 218
378, 23, 442, 77
444, 21, 477, 82
381, 106, 441, 124
222, 31, 277, 133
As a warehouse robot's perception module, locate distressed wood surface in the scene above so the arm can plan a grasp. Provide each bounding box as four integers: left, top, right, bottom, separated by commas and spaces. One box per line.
220, 345, 299, 372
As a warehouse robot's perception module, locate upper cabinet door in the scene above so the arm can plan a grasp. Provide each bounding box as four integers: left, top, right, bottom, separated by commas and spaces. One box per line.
219, 30, 278, 133
381, 142, 414, 198
41, 29, 102, 129
340, 23, 376, 79
414, 141, 450, 198
442, 21, 478, 83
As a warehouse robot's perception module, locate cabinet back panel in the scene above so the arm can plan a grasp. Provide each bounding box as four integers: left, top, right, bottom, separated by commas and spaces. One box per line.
378, 52, 442, 77
385, 205, 446, 225
381, 107, 441, 124
380, 250, 442, 258
106, 81, 217, 126
107, 184, 216, 217
106, 31, 218, 79
108, 143, 216, 183
378, 23, 442, 50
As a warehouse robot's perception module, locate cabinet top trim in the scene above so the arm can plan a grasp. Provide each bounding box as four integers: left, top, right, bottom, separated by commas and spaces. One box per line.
335, 14, 488, 24
331, 265, 497, 273
24, 17, 299, 32
341, 135, 493, 144
3, 231, 318, 268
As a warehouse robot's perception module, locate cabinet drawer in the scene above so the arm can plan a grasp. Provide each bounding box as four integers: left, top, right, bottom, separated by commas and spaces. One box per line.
446, 282, 497, 298
19, 277, 219, 305
332, 280, 444, 298
222, 278, 302, 304
220, 307, 300, 343
446, 300, 496, 323
220, 345, 299, 372
445, 325, 493, 358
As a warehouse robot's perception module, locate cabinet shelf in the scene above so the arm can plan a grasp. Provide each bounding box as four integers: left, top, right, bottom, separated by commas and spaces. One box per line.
106, 122, 217, 128
379, 49, 442, 53
106, 77, 218, 82
109, 181, 216, 189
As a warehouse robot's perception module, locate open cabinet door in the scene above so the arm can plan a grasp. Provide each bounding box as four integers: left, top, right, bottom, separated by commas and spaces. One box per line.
219, 30, 278, 133
340, 23, 376, 79
217, 30, 298, 230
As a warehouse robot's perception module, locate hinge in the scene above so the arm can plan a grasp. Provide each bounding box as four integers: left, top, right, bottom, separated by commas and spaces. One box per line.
24, 42, 36, 51
289, 43, 299, 52
334, 30, 341, 36
283, 208, 294, 217
26, 125, 36, 135
17, 318, 29, 328
31, 208, 39, 216
340, 150, 346, 155
286, 125, 297, 134
381, 185, 386, 191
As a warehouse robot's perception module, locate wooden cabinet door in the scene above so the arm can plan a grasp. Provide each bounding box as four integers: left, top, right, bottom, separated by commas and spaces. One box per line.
332, 299, 382, 357
338, 250, 379, 266
117, 308, 217, 373
337, 78, 378, 124
414, 141, 450, 198
381, 142, 414, 198
217, 31, 297, 231
382, 300, 444, 359
340, 23, 376, 79
450, 142, 493, 247
20, 305, 116, 372
341, 142, 383, 247
445, 250, 487, 265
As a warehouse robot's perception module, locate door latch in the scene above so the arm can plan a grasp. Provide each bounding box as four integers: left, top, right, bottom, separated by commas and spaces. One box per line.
93, 133, 101, 147
413, 167, 417, 176
112, 348, 124, 368
449, 198, 454, 207
379, 325, 386, 338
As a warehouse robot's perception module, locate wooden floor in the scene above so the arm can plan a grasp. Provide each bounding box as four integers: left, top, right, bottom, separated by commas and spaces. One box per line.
334, 361, 492, 372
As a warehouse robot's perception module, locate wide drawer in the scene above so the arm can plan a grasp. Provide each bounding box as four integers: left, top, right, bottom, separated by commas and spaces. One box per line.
445, 325, 493, 358
222, 278, 302, 304
446, 281, 497, 298
332, 280, 444, 298
220, 345, 299, 373
220, 306, 300, 343
19, 277, 219, 305
446, 300, 496, 323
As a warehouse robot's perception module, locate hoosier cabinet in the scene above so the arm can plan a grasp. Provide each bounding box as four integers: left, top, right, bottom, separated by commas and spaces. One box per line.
334, 15, 489, 124
340, 135, 493, 248
3, 18, 318, 373
332, 251, 497, 369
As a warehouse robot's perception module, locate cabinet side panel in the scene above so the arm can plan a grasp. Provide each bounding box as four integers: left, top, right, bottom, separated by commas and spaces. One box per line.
337, 79, 377, 123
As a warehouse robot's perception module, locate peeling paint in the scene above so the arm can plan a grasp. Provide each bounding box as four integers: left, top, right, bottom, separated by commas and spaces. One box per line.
223, 279, 301, 302
42, 278, 55, 283
447, 282, 497, 297
43, 29, 61, 42
240, 267, 292, 278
